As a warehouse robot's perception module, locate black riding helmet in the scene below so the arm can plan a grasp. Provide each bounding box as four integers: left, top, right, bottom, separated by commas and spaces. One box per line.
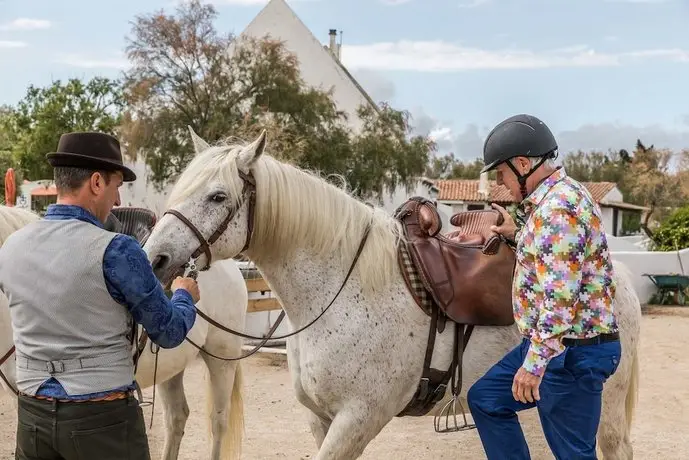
481, 114, 558, 199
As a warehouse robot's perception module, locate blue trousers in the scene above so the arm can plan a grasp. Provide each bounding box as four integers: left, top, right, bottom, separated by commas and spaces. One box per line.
467, 338, 621, 459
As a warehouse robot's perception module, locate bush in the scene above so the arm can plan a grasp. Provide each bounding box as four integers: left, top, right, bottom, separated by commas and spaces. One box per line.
652, 205, 689, 251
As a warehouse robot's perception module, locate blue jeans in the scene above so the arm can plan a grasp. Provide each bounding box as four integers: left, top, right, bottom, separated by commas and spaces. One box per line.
467, 338, 621, 459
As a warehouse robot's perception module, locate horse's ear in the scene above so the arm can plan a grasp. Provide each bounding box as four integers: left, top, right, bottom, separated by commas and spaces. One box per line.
237, 129, 267, 172
188, 125, 210, 154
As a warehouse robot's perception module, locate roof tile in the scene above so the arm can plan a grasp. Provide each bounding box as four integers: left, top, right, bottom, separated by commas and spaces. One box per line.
436, 179, 616, 204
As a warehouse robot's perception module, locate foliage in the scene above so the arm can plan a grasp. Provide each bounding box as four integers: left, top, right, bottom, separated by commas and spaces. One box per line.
652, 205, 689, 251
121, 0, 433, 198
4, 78, 124, 182
562, 140, 689, 226
425, 153, 490, 180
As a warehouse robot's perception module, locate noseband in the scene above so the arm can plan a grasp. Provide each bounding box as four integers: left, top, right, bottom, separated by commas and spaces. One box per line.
163, 170, 256, 274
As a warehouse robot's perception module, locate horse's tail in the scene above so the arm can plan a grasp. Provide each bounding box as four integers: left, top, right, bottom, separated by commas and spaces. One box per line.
625, 347, 639, 433
216, 361, 244, 460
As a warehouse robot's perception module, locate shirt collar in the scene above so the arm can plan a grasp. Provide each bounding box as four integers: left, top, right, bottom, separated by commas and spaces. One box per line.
44, 204, 104, 228
519, 167, 568, 215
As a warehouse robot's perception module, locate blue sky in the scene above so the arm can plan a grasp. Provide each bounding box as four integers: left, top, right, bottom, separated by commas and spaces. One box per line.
1, 0, 688, 161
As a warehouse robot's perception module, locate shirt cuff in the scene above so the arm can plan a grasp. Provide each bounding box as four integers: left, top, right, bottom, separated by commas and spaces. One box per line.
521, 340, 563, 377
172, 288, 194, 304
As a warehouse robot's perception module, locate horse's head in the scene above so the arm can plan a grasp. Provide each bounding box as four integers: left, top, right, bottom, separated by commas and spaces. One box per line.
144, 127, 267, 285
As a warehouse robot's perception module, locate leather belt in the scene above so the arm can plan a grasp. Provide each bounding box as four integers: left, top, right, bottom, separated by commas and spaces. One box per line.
562, 332, 619, 347
21, 390, 133, 403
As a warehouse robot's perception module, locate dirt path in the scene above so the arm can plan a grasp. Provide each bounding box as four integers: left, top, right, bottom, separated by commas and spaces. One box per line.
1, 308, 687, 459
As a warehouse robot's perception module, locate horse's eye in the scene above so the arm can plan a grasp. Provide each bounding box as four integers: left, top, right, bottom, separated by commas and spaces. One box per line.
210, 193, 227, 203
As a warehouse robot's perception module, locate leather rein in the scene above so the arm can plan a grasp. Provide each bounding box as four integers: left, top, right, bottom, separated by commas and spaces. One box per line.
162, 169, 373, 362
0, 346, 18, 396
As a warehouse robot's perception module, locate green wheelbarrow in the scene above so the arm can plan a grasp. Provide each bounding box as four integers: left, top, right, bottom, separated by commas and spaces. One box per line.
642, 274, 689, 305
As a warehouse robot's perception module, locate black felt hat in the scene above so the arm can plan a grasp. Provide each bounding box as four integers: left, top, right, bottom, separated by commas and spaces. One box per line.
46, 132, 136, 182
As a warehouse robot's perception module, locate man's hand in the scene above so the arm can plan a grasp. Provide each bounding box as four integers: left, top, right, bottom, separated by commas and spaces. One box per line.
490, 203, 518, 241
172, 276, 200, 304
512, 367, 543, 404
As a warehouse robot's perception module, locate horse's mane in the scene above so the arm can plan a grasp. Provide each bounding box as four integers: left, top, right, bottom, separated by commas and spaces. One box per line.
167, 141, 404, 294
0, 205, 39, 247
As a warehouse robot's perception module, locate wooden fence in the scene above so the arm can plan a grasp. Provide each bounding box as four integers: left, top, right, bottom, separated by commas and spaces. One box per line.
245, 277, 282, 313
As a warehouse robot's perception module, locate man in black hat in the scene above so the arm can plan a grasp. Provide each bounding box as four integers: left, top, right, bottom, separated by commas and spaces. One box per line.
0, 132, 200, 460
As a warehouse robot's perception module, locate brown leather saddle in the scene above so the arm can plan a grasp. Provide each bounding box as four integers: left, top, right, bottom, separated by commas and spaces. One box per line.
394, 196, 515, 327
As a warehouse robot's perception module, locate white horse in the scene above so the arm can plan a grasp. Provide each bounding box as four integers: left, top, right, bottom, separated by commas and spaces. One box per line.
0, 204, 247, 460
143, 130, 641, 460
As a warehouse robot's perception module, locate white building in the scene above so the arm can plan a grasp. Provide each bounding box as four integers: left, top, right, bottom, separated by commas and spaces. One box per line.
235, 0, 378, 134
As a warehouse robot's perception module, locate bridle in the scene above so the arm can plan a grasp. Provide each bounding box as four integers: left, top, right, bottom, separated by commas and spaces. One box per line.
163, 169, 257, 274
161, 168, 373, 361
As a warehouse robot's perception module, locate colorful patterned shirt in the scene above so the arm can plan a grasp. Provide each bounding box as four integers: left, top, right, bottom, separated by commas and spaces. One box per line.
513, 168, 618, 377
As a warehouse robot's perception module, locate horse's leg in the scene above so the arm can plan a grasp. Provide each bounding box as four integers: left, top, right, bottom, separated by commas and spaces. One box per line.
598, 349, 638, 459
307, 411, 332, 449
201, 353, 244, 460
313, 404, 392, 460
158, 370, 190, 460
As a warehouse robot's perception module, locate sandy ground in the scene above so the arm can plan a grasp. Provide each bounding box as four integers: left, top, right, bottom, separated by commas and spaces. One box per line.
1, 306, 688, 459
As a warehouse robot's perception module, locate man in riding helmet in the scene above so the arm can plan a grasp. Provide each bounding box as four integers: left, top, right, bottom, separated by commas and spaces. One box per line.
466, 114, 621, 459
0, 132, 200, 460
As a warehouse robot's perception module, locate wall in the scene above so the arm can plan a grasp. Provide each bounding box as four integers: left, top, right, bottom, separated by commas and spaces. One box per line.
600, 206, 615, 236
118, 159, 172, 217
237, 0, 371, 133
611, 248, 689, 304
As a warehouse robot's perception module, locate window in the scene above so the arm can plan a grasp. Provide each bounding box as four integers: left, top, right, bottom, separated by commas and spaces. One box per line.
467, 204, 485, 211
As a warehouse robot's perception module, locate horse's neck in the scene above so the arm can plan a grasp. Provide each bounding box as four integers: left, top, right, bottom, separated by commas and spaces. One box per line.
254, 248, 352, 325
0, 294, 12, 353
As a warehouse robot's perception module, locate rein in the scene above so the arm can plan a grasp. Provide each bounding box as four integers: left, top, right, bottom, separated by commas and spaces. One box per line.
0, 346, 17, 396
162, 169, 373, 361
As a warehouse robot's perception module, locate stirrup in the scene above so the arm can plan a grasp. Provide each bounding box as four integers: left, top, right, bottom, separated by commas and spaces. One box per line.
433, 395, 476, 433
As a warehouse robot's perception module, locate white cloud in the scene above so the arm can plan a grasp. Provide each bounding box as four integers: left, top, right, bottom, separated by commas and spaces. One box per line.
207, 0, 319, 4
353, 71, 689, 162
352, 69, 397, 102
0, 40, 27, 48
557, 122, 689, 154
340, 40, 689, 71
54, 53, 128, 69
0, 18, 51, 31
605, 0, 672, 3
458, 0, 490, 8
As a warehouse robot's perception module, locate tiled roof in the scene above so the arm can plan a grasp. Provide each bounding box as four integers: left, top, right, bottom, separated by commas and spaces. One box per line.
436, 179, 617, 204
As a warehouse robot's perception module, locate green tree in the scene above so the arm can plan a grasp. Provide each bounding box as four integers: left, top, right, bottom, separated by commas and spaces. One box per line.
425, 154, 491, 180
121, 0, 433, 198
652, 205, 689, 251
561, 149, 630, 185
8, 77, 124, 181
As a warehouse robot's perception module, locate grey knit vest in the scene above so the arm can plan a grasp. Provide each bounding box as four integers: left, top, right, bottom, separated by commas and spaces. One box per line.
0, 218, 134, 396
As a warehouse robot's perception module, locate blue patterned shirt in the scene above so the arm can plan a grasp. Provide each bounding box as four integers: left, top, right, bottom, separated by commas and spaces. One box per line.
34, 204, 196, 400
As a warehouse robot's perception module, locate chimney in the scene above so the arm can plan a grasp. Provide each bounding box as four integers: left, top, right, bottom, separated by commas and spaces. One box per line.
478, 172, 490, 200
328, 29, 340, 60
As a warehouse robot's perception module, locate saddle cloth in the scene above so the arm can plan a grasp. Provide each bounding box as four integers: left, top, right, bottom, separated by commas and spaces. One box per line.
395, 197, 515, 326
104, 207, 157, 245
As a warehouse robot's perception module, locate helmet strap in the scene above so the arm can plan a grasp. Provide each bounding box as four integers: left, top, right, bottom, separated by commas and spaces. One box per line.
505, 156, 550, 201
